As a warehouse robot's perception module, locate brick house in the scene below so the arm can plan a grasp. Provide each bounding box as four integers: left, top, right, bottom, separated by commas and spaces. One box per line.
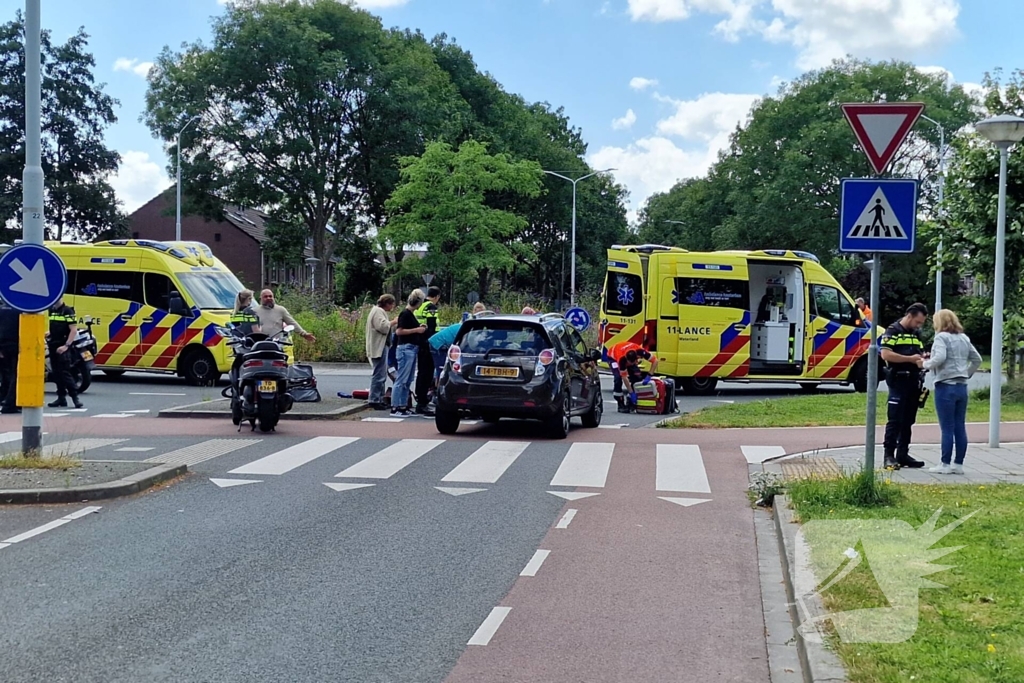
127, 191, 333, 290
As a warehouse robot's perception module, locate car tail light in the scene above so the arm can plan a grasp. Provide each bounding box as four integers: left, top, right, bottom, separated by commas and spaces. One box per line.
272, 361, 287, 368
242, 360, 262, 369
448, 345, 461, 363
452, 362, 461, 373
538, 349, 556, 365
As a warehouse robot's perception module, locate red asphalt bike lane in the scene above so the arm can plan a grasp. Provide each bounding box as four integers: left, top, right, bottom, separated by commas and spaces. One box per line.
5, 414, 1024, 682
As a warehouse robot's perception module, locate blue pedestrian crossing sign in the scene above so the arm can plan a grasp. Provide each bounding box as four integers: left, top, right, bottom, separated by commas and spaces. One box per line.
565, 306, 591, 332
839, 178, 917, 254
0, 243, 68, 313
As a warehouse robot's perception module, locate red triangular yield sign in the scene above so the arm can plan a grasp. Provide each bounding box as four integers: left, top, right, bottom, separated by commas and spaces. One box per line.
841, 103, 925, 175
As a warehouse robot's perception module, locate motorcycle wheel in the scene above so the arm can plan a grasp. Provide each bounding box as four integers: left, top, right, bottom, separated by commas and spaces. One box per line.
257, 397, 278, 433
73, 367, 91, 394
231, 398, 243, 426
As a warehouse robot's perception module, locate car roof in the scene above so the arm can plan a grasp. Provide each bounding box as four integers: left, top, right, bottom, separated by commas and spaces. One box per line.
465, 313, 564, 325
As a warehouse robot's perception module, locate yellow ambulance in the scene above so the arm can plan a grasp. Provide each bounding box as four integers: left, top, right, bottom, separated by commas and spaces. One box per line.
599, 245, 878, 395
47, 239, 244, 385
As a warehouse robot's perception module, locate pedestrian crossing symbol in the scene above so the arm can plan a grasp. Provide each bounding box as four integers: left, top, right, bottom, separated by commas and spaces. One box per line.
846, 189, 906, 239
839, 178, 917, 254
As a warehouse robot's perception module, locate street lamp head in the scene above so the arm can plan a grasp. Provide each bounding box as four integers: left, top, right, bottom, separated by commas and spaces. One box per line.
975, 114, 1024, 147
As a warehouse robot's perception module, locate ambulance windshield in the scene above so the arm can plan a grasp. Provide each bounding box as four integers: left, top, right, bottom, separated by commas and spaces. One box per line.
177, 271, 246, 310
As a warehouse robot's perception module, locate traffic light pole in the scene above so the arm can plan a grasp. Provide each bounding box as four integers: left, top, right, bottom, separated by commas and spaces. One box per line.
20, 0, 45, 455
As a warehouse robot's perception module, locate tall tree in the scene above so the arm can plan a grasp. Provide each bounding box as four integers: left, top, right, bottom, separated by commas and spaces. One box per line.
144, 0, 462, 290
380, 140, 543, 302
0, 13, 122, 242
941, 68, 1024, 360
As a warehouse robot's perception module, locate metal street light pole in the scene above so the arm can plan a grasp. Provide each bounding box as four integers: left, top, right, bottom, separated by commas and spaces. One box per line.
542, 168, 616, 308
975, 114, 1024, 448
175, 115, 201, 242
21, 0, 45, 454
920, 115, 946, 311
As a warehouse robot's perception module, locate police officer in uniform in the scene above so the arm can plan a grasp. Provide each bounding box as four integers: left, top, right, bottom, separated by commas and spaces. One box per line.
413, 286, 440, 416
47, 296, 83, 409
880, 302, 929, 470
229, 289, 262, 383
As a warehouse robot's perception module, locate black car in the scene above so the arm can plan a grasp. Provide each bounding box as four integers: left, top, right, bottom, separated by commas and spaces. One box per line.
434, 312, 603, 438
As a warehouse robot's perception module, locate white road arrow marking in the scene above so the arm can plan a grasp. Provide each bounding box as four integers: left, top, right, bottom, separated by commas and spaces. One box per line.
547, 491, 600, 501
210, 478, 261, 488
323, 482, 375, 492
658, 497, 712, 507
435, 486, 487, 496
9, 258, 49, 298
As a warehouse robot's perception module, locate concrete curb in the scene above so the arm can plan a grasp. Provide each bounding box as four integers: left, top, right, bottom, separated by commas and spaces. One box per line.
772, 495, 849, 683
754, 507, 804, 683
0, 463, 187, 505
157, 398, 369, 420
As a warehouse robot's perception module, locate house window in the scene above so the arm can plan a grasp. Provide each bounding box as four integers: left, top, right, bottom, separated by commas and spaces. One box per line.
132, 232, 139, 239
214, 233, 222, 242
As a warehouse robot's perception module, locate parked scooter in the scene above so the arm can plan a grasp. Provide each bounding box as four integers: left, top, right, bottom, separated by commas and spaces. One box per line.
45, 316, 98, 394
217, 324, 295, 432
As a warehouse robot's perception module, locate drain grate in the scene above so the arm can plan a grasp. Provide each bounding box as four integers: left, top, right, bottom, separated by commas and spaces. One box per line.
780, 457, 843, 480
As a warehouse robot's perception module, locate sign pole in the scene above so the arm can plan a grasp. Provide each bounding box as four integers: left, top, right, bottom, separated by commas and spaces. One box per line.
20, 0, 45, 455
864, 253, 882, 480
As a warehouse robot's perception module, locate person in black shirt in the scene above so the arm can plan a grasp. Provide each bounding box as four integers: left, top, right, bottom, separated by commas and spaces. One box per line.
0, 302, 20, 414
47, 297, 83, 409
391, 290, 427, 416
880, 302, 929, 469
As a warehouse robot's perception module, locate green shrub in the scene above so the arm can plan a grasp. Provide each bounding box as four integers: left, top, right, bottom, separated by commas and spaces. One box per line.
787, 469, 903, 509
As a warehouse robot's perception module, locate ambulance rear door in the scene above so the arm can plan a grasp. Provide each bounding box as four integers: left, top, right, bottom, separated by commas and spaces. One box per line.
670, 258, 751, 379
600, 250, 648, 361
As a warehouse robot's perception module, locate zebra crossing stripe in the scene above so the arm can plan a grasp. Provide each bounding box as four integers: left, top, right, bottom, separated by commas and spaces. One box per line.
656, 445, 711, 493
549, 443, 614, 488
441, 441, 529, 484
335, 439, 444, 479
230, 437, 358, 475
146, 439, 261, 467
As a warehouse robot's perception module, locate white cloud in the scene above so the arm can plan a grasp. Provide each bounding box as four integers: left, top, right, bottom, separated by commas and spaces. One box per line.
113, 58, 153, 78
612, 109, 638, 130
655, 91, 758, 141
591, 91, 756, 222
111, 151, 169, 214
630, 77, 659, 91
627, 0, 960, 71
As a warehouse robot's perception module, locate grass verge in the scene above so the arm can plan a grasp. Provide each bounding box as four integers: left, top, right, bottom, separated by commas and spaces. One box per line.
665, 389, 1024, 428
787, 477, 1024, 682
0, 454, 81, 470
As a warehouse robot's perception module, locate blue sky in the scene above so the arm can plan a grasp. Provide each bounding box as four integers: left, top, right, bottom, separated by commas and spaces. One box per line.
27, 0, 1022, 221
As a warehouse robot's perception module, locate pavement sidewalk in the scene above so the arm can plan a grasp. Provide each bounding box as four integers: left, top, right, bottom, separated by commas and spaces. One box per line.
763, 442, 1024, 484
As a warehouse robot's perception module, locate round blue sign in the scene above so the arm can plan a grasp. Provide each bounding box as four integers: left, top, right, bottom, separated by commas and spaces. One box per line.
0, 244, 68, 313
565, 306, 591, 332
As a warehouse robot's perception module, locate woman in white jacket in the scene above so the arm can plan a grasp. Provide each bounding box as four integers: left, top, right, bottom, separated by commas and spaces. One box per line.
923, 309, 982, 474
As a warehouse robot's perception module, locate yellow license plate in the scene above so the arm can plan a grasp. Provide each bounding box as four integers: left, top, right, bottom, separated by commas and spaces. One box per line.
258, 380, 277, 393
478, 366, 519, 378
81, 351, 93, 361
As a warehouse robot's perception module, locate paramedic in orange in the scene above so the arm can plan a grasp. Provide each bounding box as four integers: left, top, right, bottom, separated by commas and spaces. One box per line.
609, 341, 657, 412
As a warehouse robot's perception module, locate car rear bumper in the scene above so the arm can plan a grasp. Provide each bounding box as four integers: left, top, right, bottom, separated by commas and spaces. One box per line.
435, 379, 560, 418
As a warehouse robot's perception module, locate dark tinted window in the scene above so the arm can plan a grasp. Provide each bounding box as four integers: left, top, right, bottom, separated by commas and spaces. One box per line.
144, 273, 184, 312
675, 277, 748, 309
604, 272, 644, 317
75, 270, 143, 302
457, 322, 549, 355
64, 270, 77, 297
565, 324, 588, 357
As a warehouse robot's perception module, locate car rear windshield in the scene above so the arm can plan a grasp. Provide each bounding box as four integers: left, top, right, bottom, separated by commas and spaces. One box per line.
457, 322, 549, 355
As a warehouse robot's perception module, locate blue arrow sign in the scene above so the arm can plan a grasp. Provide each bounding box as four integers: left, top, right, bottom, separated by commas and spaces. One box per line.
839, 178, 918, 254
0, 244, 68, 313
565, 306, 591, 332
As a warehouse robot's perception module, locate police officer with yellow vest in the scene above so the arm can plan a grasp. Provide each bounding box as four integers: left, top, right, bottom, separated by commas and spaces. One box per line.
229, 290, 262, 382
413, 286, 441, 415
880, 302, 929, 470
47, 295, 84, 409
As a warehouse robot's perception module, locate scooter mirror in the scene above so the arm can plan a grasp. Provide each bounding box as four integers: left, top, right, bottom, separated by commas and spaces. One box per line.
283, 324, 296, 334
83, 315, 92, 323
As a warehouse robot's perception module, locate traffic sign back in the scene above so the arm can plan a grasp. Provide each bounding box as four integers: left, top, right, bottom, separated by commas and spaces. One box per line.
0, 244, 68, 313
841, 103, 925, 175
839, 179, 917, 254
